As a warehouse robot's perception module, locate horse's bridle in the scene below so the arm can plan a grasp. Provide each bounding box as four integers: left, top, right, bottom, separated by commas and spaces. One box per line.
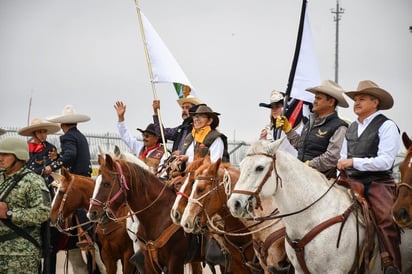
53, 175, 95, 235
231, 152, 280, 210
89, 161, 130, 220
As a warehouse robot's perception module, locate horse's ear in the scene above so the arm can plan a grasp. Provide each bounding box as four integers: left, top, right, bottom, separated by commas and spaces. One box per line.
114, 145, 121, 158
105, 154, 116, 170
204, 153, 212, 165
210, 158, 221, 174
267, 137, 286, 155
61, 167, 72, 181
402, 132, 412, 150
98, 154, 105, 166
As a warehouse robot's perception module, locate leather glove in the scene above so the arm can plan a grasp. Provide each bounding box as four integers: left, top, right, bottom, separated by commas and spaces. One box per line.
275, 116, 292, 133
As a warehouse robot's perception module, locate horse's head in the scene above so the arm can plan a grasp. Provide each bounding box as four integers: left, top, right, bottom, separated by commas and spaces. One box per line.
88, 154, 129, 222
228, 138, 283, 218
181, 157, 240, 234
393, 132, 412, 228
170, 157, 205, 225
50, 167, 94, 227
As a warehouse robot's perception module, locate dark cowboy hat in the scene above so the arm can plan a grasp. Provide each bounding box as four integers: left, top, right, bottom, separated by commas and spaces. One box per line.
136, 123, 158, 136
189, 105, 220, 129
259, 90, 285, 108
345, 80, 393, 110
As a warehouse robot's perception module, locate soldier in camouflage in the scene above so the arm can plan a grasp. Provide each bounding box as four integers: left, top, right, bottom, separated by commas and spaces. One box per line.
0, 137, 51, 274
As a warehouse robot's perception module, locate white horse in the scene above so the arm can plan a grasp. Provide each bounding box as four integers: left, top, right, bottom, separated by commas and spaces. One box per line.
227, 138, 412, 274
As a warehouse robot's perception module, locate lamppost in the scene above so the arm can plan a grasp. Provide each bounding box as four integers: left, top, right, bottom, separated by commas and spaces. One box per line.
331, 0, 344, 84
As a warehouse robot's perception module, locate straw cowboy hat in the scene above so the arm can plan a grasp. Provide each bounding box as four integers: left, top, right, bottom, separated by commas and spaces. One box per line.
18, 118, 60, 137
306, 80, 349, 108
259, 90, 285, 108
177, 95, 203, 107
345, 80, 393, 110
0, 128, 5, 136
47, 105, 90, 124
189, 105, 220, 129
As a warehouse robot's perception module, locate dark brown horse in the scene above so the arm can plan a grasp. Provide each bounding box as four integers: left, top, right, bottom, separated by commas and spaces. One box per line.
392, 132, 412, 228
87, 155, 203, 274
50, 167, 135, 274
180, 157, 264, 274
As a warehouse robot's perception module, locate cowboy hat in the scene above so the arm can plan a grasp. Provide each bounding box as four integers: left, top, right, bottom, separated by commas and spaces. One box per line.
47, 105, 90, 124
345, 80, 393, 110
189, 105, 220, 129
259, 90, 285, 109
306, 80, 349, 108
177, 95, 203, 107
18, 118, 60, 136
0, 128, 5, 136
136, 123, 158, 136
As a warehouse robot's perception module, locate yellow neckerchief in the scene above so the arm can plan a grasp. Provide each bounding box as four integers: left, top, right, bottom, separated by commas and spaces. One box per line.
192, 126, 212, 144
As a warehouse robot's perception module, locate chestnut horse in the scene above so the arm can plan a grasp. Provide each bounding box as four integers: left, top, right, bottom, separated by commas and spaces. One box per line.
393, 132, 412, 227
87, 155, 204, 274
180, 157, 267, 274
50, 167, 135, 274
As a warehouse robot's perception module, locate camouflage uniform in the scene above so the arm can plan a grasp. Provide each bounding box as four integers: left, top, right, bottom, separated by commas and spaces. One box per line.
0, 167, 51, 274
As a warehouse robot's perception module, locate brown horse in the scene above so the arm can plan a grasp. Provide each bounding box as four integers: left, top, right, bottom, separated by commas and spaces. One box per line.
87, 155, 204, 274
393, 132, 412, 228
50, 167, 135, 274
180, 157, 266, 274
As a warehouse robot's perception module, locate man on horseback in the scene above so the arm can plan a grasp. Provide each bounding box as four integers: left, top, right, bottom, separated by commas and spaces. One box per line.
178, 104, 230, 164
152, 95, 203, 154
337, 80, 401, 274
114, 101, 167, 172
276, 80, 349, 179
47, 105, 98, 273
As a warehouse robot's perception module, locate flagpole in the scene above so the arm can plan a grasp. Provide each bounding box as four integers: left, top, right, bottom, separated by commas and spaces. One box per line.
275, 0, 307, 140
134, 0, 169, 157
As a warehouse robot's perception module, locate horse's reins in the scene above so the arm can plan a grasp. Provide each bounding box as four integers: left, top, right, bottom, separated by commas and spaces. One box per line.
53, 175, 95, 236
90, 160, 168, 223
233, 152, 360, 274
393, 181, 412, 227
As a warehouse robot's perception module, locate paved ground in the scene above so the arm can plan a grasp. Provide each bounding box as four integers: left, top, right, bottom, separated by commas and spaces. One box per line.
56, 250, 217, 273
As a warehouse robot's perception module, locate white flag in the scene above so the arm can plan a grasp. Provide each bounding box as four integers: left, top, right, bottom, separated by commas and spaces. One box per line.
140, 11, 194, 92
290, 10, 320, 103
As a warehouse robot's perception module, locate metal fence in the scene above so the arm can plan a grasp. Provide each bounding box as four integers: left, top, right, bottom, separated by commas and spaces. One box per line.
1, 127, 251, 168
1, 127, 405, 180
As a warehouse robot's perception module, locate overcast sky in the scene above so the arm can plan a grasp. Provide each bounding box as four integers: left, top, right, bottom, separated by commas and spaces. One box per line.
1, 0, 411, 149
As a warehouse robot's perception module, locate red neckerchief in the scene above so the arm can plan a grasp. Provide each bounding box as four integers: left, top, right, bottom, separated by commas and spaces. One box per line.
29, 142, 45, 153
139, 143, 161, 160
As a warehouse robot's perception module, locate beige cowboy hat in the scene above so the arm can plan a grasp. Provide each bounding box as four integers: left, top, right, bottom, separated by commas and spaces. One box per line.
18, 118, 60, 136
47, 105, 90, 124
189, 105, 220, 129
177, 95, 203, 107
345, 80, 393, 110
259, 90, 285, 108
306, 80, 349, 108
0, 128, 6, 136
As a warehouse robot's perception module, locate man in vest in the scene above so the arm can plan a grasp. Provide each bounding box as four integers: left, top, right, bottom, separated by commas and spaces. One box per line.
114, 101, 166, 172
337, 80, 401, 274
276, 80, 349, 179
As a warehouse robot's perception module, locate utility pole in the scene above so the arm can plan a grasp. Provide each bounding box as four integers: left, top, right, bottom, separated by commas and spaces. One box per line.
331, 0, 344, 83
